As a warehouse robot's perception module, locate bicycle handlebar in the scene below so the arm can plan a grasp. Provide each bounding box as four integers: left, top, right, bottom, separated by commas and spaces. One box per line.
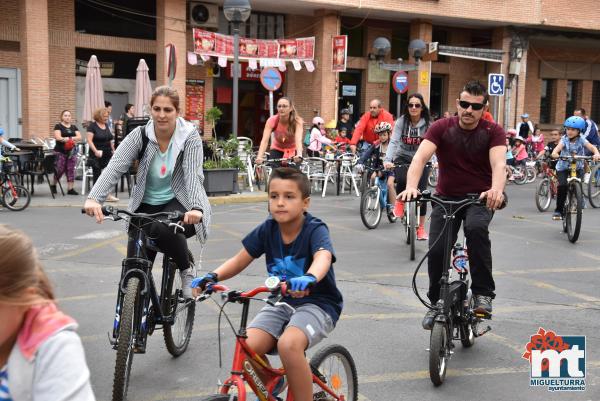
196, 278, 289, 303
413, 190, 508, 210
80, 206, 186, 233
553, 155, 593, 161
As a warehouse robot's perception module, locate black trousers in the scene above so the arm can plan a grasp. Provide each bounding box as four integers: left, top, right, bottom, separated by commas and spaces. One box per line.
126, 198, 196, 270
89, 150, 112, 184
555, 169, 583, 214
394, 164, 430, 216
427, 202, 495, 303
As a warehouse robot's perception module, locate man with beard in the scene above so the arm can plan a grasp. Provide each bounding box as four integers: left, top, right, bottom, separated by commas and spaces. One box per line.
398, 80, 506, 330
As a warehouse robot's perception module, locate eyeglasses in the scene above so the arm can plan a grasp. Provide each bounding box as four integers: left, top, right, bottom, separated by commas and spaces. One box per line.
277, 104, 289, 108
458, 100, 485, 111
408, 103, 422, 109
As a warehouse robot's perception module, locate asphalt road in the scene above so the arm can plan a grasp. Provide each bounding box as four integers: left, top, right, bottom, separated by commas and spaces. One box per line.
3, 183, 600, 401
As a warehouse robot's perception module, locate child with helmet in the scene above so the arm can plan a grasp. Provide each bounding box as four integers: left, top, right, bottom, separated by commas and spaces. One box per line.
550, 116, 600, 220
306, 116, 334, 157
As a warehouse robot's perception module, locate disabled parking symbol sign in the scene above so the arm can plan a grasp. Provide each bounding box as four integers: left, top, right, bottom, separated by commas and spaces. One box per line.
488, 73, 505, 96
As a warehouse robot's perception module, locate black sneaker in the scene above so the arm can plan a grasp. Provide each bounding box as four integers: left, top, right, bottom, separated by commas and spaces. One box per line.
473, 295, 493, 318
422, 309, 437, 330
67, 189, 79, 195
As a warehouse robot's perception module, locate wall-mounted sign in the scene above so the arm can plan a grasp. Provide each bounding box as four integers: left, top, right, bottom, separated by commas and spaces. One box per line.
342, 85, 356, 96
367, 60, 389, 83
332, 35, 347, 72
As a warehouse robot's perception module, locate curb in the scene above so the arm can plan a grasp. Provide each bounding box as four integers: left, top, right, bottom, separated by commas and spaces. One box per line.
28, 192, 268, 208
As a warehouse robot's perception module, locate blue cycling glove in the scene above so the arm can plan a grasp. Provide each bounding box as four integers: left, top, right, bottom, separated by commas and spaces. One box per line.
191, 272, 218, 291
289, 273, 317, 292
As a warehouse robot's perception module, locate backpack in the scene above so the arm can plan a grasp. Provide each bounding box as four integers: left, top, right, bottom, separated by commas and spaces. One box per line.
131, 126, 149, 173
303, 128, 311, 146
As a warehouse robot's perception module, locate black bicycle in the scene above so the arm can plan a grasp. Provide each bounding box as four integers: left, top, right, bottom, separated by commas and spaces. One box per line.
82, 206, 196, 401
556, 155, 592, 243
411, 191, 505, 386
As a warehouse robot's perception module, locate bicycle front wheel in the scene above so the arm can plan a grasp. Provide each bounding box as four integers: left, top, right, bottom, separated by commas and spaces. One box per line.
429, 321, 450, 386
163, 253, 195, 357
310, 344, 358, 401
588, 164, 600, 208
360, 188, 381, 229
535, 178, 552, 212
113, 277, 139, 401
566, 183, 583, 243
526, 166, 536, 183
2, 184, 31, 211
408, 203, 417, 261
428, 167, 438, 188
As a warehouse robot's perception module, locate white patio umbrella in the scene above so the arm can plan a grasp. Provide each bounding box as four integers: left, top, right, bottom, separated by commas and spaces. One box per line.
82, 55, 105, 124
134, 59, 153, 117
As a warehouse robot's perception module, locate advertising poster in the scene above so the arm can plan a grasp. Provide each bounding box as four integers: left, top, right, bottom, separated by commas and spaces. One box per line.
332, 35, 347, 72
185, 80, 205, 131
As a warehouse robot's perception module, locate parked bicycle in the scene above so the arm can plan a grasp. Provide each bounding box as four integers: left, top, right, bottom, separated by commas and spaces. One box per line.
0, 156, 31, 211
411, 191, 506, 386
534, 158, 558, 212
359, 166, 397, 229
81, 206, 196, 401
197, 276, 358, 401
556, 155, 592, 243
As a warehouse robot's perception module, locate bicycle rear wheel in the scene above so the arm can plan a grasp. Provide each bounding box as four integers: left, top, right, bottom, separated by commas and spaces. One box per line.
360, 187, 382, 229
310, 344, 358, 401
526, 166, 536, 183
163, 252, 195, 357
2, 184, 31, 211
588, 164, 600, 208
565, 183, 583, 243
429, 321, 450, 386
535, 178, 552, 212
112, 277, 139, 401
513, 167, 527, 185
428, 167, 438, 188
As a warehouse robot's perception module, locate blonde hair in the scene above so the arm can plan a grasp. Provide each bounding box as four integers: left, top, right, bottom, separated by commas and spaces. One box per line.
0, 225, 55, 305
93, 107, 109, 123
150, 85, 180, 112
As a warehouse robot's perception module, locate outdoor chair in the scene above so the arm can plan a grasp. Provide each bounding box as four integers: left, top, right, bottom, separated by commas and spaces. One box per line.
236, 136, 254, 192
20, 153, 64, 198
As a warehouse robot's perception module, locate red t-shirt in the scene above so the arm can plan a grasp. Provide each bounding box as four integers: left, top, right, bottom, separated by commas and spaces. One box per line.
350, 109, 394, 145
424, 116, 506, 197
267, 115, 295, 151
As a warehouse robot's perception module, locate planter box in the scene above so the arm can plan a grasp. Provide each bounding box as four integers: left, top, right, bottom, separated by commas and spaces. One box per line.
203, 168, 238, 196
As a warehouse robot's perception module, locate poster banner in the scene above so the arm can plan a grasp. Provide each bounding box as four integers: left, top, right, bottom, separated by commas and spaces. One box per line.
332, 35, 347, 72
185, 80, 205, 131
193, 29, 313, 62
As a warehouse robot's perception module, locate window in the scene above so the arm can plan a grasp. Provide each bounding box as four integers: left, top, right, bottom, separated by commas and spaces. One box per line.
341, 21, 364, 58
591, 81, 600, 123
539, 79, 554, 124
432, 27, 448, 63
75, 0, 156, 40
566, 80, 579, 119
391, 25, 409, 61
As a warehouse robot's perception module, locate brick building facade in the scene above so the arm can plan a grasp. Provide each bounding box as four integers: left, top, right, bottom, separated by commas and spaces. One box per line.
1, 0, 600, 141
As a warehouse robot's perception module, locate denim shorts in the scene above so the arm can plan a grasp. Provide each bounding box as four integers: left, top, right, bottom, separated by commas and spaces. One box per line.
248, 303, 334, 349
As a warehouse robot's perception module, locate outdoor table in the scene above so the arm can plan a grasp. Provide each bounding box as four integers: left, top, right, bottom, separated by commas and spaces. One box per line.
3, 150, 33, 184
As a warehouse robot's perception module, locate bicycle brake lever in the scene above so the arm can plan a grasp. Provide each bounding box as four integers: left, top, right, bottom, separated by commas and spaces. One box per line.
273, 301, 295, 314
168, 222, 185, 234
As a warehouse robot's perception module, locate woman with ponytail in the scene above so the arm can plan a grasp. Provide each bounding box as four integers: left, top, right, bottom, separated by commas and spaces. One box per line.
256, 97, 304, 164
0, 225, 95, 400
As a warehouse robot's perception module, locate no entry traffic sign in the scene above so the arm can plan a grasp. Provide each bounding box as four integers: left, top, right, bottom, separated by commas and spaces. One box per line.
260, 68, 282, 91
392, 71, 409, 94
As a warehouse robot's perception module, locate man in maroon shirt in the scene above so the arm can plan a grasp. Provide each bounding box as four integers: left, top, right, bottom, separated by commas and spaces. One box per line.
399, 80, 506, 330
349, 99, 394, 154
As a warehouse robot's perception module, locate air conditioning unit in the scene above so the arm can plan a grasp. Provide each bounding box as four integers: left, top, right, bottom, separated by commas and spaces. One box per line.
189, 2, 219, 29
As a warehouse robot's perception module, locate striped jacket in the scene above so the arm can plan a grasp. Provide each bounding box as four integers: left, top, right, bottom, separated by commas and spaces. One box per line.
88, 117, 211, 243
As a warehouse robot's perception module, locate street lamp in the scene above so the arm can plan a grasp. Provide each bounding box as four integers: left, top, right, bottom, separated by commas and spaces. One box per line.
224, 0, 251, 138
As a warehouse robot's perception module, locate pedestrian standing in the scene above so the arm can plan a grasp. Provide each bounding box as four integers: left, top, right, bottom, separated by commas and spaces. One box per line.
53, 110, 82, 195
87, 107, 118, 202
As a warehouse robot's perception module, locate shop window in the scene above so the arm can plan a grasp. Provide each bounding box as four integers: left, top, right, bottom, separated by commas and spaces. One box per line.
391, 25, 409, 61
75, 48, 156, 80
432, 27, 448, 63
566, 80, 579, 119
75, 0, 156, 40
591, 81, 600, 123
539, 79, 553, 124
341, 22, 364, 58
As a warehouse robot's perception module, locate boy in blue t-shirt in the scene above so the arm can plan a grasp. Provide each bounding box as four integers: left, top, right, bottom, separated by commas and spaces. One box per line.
551, 116, 600, 220
191, 167, 343, 401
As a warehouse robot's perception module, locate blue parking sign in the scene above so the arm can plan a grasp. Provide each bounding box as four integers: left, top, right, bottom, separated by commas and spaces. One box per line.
488, 73, 505, 96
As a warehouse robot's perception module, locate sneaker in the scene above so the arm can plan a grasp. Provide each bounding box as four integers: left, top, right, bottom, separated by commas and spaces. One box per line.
422, 309, 437, 330
473, 295, 493, 317
393, 200, 405, 218
552, 212, 563, 220
180, 267, 195, 299
584, 172, 591, 184
416, 225, 428, 241
106, 194, 119, 202
67, 188, 79, 195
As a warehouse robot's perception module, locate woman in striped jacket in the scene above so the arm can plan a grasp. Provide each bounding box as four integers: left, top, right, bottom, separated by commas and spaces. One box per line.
83, 86, 211, 298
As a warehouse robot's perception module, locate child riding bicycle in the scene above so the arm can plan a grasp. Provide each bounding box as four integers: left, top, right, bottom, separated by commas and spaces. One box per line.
550, 116, 600, 220
192, 167, 343, 401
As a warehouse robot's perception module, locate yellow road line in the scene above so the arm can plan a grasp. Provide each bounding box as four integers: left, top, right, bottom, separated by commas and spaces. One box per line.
530, 280, 600, 303
57, 292, 114, 302
211, 223, 244, 239
50, 234, 127, 260
486, 332, 525, 354
112, 243, 127, 256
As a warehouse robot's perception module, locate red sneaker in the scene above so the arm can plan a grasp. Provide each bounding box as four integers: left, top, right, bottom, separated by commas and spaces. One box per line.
416, 225, 429, 241
394, 200, 405, 218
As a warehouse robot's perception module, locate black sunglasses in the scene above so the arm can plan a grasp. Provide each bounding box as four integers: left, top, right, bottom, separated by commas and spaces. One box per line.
459, 100, 485, 111
408, 103, 422, 109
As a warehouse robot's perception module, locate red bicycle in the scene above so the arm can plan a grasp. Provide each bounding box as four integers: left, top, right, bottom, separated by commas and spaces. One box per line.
0, 156, 31, 211
197, 277, 358, 401
535, 158, 558, 212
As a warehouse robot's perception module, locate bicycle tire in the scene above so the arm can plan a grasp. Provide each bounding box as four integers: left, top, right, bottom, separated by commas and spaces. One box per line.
513, 167, 527, 185
359, 169, 370, 194
310, 344, 358, 401
409, 203, 417, 261
2, 184, 31, 211
163, 253, 196, 357
588, 164, 600, 208
428, 167, 438, 188
526, 166, 536, 183
566, 183, 583, 243
199, 396, 236, 401
112, 277, 139, 401
360, 188, 381, 229
403, 202, 411, 245
386, 206, 398, 223
429, 321, 449, 386
535, 178, 552, 212
461, 298, 475, 348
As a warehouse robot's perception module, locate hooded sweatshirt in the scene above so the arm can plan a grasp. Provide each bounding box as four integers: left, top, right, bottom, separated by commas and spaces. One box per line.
385, 115, 431, 164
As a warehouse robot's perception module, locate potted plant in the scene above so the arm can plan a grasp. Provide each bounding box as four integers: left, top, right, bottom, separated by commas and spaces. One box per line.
203, 135, 245, 196
205, 106, 222, 141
